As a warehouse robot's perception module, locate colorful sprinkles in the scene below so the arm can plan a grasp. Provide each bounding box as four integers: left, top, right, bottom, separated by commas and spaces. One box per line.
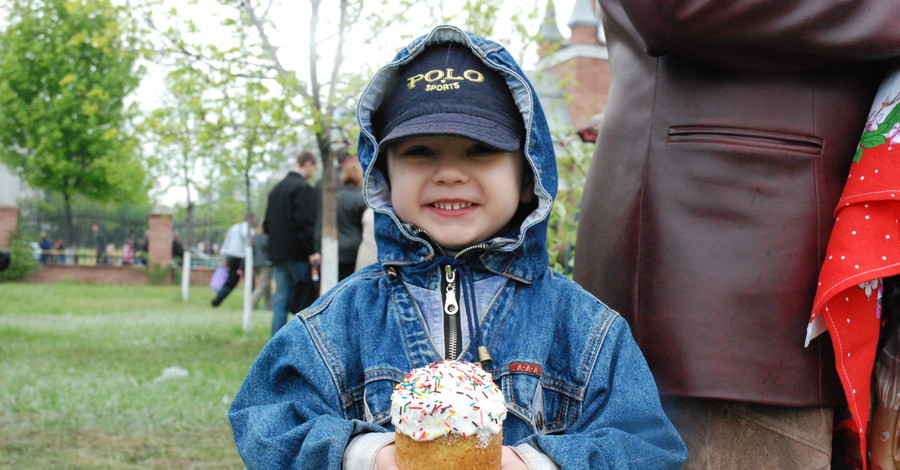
391, 360, 507, 444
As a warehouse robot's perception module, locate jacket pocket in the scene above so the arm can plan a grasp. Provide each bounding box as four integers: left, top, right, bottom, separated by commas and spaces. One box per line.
362, 369, 404, 426
498, 367, 577, 435
668, 126, 823, 155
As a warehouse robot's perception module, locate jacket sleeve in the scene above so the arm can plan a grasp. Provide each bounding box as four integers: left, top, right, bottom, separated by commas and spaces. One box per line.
607, 0, 900, 70
228, 320, 385, 470
527, 316, 687, 469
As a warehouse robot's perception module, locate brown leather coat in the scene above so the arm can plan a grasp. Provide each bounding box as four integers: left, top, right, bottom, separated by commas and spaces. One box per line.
574, 0, 900, 406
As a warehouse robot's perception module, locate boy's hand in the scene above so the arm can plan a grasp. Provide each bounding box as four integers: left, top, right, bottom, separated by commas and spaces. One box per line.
501, 446, 529, 469
374, 444, 400, 470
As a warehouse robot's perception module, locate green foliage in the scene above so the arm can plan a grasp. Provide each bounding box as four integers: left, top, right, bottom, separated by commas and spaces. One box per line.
139, 60, 222, 249
0, 0, 149, 240
135, 0, 562, 279
138, 0, 300, 244
547, 135, 593, 276
854, 99, 900, 162
145, 263, 179, 285
0, 232, 41, 282
462, 0, 501, 37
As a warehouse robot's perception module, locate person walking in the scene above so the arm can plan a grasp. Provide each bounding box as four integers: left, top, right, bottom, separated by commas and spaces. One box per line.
573, 1, 900, 468
211, 218, 252, 307
264, 149, 320, 336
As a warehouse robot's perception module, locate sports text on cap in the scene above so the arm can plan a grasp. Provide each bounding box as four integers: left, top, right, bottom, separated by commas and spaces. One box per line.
373, 42, 524, 152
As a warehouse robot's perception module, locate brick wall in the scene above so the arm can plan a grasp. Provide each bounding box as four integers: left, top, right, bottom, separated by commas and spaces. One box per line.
0, 205, 18, 248
148, 213, 174, 266
23, 264, 221, 286
570, 24, 601, 47
184, 268, 216, 287
570, 56, 609, 128
25, 265, 151, 284
548, 58, 610, 130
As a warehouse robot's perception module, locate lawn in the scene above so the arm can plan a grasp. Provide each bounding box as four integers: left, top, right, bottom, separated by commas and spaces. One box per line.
0, 282, 272, 469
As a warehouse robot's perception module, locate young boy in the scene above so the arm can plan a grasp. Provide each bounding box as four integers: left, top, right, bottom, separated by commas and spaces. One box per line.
229, 25, 686, 469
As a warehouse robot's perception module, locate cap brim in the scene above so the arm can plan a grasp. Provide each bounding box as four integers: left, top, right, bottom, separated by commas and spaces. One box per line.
378, 113, 521, 152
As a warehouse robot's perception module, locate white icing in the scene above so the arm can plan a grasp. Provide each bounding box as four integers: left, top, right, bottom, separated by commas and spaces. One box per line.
391, 360, 507, 444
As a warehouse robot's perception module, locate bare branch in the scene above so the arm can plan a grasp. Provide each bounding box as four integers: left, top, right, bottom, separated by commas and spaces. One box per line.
324, 0, 349, 117
240, 0, 279, 72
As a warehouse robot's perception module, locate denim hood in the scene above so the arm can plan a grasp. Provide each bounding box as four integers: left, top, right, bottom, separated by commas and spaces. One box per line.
356, 25, 557, 282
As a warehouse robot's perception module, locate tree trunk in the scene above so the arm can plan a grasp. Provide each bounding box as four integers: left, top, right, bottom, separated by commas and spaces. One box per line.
182, 198, 195, 302
318, 135, 339, 294
242, 166, 254, 331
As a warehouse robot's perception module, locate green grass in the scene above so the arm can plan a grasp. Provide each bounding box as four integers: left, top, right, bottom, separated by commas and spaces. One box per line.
0, 282, 272, 469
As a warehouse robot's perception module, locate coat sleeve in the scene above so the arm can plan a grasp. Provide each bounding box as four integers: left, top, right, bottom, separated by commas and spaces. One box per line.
607, 0, 900, 70
290, 182, 319, 256
228, 320, 386, 470
527, 316, 687, 469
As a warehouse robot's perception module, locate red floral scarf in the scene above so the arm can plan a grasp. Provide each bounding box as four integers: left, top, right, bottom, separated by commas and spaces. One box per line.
808, 62, 900, 470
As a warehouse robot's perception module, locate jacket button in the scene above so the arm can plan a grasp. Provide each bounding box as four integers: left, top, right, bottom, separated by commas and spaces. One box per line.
534, 411, 544, 432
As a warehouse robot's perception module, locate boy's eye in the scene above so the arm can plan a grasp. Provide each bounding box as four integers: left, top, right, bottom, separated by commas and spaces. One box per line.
397, 145, 435, 158
467, 144, 500, 157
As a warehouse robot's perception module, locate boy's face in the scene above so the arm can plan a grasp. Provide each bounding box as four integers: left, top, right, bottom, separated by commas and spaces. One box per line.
387, 135, 528, 250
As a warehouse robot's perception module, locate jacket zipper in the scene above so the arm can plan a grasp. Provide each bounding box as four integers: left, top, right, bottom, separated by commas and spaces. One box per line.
411, 227, 490, 360
443, 264, 461, 359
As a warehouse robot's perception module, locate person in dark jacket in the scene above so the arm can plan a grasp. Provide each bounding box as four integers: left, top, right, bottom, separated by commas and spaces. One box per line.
336, 157, 367, 281
38, 232, 52, 263
264, 149, 320, 336
573, 1, 900, 467
171, 233, 184, 262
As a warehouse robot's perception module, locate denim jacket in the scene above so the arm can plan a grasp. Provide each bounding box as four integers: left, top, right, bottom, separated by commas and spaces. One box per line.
229, 25, 686, 469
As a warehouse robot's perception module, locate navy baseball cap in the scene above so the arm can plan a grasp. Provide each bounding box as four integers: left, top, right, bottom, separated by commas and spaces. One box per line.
373, 42, 524, 151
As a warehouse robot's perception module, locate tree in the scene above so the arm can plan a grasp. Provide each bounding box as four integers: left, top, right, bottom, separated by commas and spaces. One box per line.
139, 0, 555, 301
240, 0, 364, 294
140, 1, 294, 312
209, 61, 296, 328
141, 64, 218, 300
0, 0, 148, 243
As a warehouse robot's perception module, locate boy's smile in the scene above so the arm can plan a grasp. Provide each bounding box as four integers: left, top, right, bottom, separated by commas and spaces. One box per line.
387, 135, 527, 250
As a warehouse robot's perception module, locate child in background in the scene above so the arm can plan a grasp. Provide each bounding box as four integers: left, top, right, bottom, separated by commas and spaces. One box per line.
229, 25, 686, 469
